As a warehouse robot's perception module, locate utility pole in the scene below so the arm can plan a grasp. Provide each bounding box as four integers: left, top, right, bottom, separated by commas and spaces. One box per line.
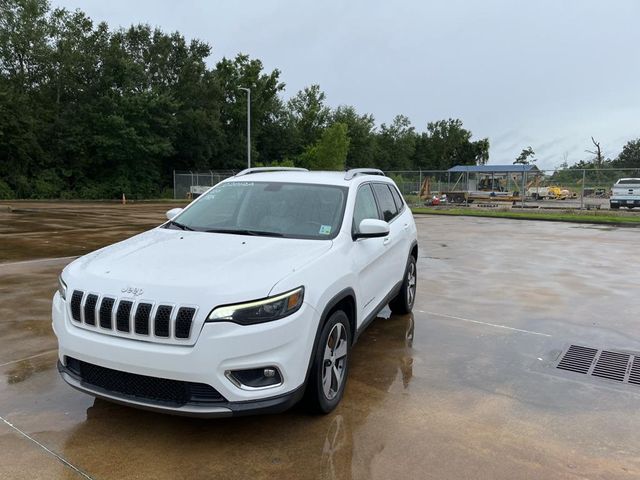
239, 87, 251, 168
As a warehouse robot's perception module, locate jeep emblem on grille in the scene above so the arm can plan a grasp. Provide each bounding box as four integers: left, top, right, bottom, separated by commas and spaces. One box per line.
121, 286, 144, 296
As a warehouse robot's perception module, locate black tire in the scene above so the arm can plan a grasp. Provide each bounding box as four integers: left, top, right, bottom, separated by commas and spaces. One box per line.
305, 310, 351, 414
611, 204, 619, 210
389, 255, 417, 314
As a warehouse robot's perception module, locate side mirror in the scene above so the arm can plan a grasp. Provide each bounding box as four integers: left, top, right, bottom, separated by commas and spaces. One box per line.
166, 208, 183, 221
354, 219, 390, 239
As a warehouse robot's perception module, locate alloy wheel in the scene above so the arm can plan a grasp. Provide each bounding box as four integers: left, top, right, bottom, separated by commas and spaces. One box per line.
407, 261, 416, 307
322, 323, 348, 400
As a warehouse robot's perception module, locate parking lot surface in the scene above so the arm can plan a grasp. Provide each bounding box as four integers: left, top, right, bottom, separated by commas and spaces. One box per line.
1, 202, 640, 479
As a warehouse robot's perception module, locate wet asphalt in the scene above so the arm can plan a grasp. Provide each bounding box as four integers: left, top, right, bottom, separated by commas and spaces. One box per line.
1, 202, 639, 479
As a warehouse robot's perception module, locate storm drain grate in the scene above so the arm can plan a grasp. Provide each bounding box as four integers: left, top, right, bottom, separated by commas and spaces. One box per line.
557, 345, 598, 374
628, 358, 640, 385
592, 351, 630, 382
556, 345, 637, 385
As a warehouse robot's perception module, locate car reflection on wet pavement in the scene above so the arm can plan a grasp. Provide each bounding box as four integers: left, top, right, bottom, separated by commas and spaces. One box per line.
1, 202, 640, 479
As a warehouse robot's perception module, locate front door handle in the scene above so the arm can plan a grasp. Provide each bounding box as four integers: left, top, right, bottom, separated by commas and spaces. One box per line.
383, 237, 391, 246
403, 223, 409, 230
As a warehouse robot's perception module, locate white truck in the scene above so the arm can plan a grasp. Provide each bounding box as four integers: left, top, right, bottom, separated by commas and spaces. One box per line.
610, 178, 640, 210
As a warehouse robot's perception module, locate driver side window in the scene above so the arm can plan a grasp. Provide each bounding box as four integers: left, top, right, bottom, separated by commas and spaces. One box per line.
353, 184, 380, 233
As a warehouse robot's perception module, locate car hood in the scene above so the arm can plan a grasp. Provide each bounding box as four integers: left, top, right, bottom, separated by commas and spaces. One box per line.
65, 228, 332, 306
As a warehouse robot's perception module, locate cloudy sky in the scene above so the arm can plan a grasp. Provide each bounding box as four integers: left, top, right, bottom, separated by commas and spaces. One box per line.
52, 0, 640, 169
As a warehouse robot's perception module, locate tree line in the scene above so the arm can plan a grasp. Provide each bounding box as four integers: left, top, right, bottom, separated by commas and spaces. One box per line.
0, 0, 491, 199
1, 1, 637, 199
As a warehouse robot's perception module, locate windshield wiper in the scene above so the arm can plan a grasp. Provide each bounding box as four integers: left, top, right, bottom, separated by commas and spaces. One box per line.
165, 220, 195, 231
204, 228, 284, 237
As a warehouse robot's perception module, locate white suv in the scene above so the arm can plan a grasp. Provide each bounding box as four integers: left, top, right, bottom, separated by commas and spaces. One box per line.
53, 168, 418, 417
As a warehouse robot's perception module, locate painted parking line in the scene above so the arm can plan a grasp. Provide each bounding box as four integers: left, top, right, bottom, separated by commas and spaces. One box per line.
418, 310, 552, 337
0, 350, 58, 369
0, 415, 94, 480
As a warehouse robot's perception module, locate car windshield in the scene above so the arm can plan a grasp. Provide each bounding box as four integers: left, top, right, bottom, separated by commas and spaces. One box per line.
170, 181, 348, 239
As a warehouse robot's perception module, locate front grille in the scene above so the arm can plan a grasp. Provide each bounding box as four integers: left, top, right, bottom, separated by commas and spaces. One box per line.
65, 357, 225, 405
68, 290, 198, 342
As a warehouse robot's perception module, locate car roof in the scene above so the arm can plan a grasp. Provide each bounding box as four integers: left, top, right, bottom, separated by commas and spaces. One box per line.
221, 170, 394, 187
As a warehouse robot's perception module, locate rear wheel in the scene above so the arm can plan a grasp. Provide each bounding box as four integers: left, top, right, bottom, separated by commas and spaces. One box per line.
611, 203, 619, 210
389, 255, 417, 314
306, 310, 351, 414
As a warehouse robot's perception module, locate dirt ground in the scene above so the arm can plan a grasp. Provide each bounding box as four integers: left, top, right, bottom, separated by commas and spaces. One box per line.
1, 202, 640, 479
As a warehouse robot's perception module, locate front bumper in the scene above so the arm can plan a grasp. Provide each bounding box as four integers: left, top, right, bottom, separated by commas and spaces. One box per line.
57, 361, 304, 417
611, 199, 640, 206
52, 291, 319, 416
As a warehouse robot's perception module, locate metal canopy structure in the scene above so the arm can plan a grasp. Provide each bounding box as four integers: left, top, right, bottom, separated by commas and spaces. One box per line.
448, 164, 540, 173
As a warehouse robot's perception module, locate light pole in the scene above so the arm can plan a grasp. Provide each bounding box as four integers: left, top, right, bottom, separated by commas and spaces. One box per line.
239, 87, 251, 168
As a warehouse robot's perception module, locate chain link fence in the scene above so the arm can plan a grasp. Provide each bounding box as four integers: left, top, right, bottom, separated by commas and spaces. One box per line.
174, 168, 640, 210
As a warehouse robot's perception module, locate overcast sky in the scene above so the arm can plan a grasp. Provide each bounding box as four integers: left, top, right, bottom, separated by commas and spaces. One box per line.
52, 0, 640, 169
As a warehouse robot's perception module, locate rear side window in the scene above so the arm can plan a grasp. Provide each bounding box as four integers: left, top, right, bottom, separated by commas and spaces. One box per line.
353, 184, 380, 231
372, 183, 398, 222
389, 185, 405, 212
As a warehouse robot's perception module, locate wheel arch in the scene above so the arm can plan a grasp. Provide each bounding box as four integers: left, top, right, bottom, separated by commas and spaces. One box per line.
303, 288, 357, 386
410, 240, 418, 261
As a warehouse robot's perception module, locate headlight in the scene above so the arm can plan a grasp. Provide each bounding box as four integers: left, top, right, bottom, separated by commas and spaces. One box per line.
208, 287, 304, 325
58, 275, 67, 300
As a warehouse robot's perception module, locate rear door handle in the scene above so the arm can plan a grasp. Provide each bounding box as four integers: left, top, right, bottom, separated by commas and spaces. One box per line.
403, 223, 409, 230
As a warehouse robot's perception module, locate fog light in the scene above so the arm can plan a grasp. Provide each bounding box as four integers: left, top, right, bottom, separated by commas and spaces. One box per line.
226, 367, 283, 389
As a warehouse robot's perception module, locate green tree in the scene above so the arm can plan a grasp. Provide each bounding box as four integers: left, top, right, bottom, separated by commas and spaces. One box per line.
331, 105, 376, 168
414, 119, 488, 170
612, 139, 640, 169
374, 115, 416, 171
287, 84, 330, 149
514, 146, 536, 165
298, 122, 349, 170
215, 54, 285, 168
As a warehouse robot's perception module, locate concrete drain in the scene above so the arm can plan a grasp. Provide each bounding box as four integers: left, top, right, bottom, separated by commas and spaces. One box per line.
557, 344, 640, 385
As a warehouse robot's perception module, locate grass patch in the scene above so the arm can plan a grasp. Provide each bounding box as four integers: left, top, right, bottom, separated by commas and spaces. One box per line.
411, 207, 640, 226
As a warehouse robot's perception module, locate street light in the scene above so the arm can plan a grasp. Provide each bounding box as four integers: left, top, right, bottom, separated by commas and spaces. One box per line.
238, 87, 251, 168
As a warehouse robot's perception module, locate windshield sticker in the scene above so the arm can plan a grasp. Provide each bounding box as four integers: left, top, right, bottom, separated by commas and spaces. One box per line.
218, 182, 254, 188
319, 225, 332, 235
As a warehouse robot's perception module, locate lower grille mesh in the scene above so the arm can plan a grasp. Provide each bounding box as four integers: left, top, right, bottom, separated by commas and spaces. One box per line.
65, 357, 225, 405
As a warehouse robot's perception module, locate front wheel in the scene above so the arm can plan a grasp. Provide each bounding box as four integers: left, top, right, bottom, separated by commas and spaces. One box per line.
306, 310, 351, 414
389, 255, 417, 314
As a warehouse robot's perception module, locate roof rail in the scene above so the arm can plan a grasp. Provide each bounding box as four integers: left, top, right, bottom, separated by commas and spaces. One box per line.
344, 168, 385, 180
235, 167, 309, 177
